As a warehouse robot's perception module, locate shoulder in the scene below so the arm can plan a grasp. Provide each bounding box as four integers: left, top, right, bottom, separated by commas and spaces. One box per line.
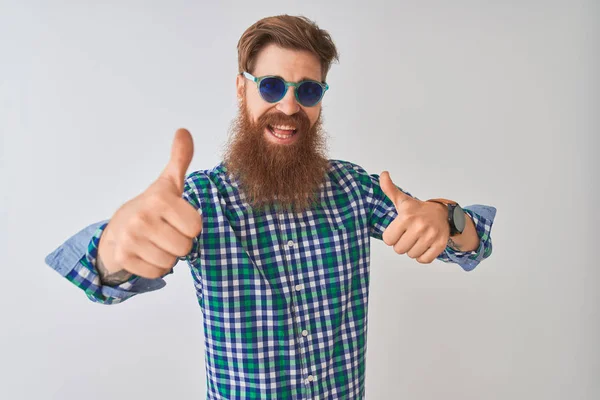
327, 159, 378, 192
183, 163, 228, 202
185, 163, 226, 188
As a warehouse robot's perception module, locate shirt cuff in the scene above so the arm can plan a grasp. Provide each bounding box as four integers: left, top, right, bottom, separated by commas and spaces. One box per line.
441, 205, 497, 271
45, 221, 166, 304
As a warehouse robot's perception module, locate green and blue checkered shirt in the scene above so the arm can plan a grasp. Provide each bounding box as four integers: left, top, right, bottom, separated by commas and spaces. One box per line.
46, 160, 496, 399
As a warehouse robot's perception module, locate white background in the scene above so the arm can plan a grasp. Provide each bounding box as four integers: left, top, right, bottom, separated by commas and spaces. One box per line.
1, 0, 598, 399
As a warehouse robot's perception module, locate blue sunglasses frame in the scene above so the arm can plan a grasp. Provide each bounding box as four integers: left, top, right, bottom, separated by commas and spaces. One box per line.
242, 71, 329, 107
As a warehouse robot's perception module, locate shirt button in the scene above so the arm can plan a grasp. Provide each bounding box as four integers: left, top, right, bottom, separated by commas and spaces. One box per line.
307, 375, 314, 382
295, 284, 303, 291
287, 240, 295, 248
302, 329, 308, 337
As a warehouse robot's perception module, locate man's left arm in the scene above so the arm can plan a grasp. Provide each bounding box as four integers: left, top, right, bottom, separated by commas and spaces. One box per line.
377, 171, 497, 271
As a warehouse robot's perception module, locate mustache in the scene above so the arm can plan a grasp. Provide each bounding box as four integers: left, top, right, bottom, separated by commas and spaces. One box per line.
256, 109, 311, 132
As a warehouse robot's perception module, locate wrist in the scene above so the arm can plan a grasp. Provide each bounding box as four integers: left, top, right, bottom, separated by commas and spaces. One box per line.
426, 198, 465, 236
96, 252, 132, 286
427, 200, 450, 232
97, 224, 131, 284
97, 225, 118, 274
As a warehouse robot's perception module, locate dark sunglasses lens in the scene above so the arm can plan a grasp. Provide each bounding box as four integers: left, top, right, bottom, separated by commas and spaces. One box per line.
259, 77, 286, 103
297, 81, 324, 107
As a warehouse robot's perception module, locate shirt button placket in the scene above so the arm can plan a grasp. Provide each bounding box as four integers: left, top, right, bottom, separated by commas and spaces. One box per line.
288, 239, 314, 390
305, 374, 315, 385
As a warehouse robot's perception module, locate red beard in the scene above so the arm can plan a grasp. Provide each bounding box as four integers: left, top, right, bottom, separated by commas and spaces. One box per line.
223, 103, 329, 212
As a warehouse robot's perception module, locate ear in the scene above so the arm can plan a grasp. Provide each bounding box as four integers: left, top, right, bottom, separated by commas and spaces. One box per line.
236, 74, 245, 102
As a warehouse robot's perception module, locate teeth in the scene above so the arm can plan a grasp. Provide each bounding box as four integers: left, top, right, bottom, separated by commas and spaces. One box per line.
272, 125, 296, 130
272, 130, 294, 139
269, 124, 296, 140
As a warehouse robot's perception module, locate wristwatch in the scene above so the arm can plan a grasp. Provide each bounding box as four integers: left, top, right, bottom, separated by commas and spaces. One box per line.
426, 198, 466, 236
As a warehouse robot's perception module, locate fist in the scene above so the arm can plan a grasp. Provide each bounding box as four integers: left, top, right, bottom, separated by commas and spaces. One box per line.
98, 129, 203, 279
379, 171, 449, 264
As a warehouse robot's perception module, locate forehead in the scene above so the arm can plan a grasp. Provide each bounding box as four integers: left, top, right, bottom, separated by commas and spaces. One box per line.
252, 43, 322, 82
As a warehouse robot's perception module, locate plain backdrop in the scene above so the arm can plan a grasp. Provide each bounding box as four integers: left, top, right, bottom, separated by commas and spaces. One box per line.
1, 1, 598, 399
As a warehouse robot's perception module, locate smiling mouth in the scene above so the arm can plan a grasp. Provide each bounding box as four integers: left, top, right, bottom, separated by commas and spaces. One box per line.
268, 124, 298, 140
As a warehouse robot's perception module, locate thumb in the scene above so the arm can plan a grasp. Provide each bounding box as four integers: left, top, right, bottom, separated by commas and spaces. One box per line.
161, 128, 194, 193
379, 171, 409, 207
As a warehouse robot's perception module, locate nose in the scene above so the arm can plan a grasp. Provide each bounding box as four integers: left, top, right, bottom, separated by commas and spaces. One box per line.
275, 86, 300, 116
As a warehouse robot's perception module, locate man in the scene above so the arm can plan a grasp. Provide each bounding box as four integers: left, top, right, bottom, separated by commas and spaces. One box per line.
46, 15, 496, 400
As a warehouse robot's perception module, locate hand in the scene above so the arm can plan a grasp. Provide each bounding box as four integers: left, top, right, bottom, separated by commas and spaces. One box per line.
98, 129, 203, 279
379, 171, 449, 264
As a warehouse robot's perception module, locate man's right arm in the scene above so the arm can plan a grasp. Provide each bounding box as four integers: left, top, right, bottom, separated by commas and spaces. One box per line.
45, 220, 170, 305
45, 129, 202, 304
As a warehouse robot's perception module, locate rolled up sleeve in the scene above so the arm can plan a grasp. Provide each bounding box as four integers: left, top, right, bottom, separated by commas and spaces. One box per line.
437, 205, 497, 271
45, 220, 168, 304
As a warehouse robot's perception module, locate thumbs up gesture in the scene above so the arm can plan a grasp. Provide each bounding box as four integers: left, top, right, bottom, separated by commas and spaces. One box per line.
379, 171, 449, 264
97, 129, 203, 280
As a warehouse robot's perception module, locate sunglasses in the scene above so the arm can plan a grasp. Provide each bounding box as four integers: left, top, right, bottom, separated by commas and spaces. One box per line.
242, 71, 329, 107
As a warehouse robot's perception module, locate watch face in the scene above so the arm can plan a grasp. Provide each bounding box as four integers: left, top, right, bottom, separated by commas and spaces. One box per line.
453, 206, 466, 232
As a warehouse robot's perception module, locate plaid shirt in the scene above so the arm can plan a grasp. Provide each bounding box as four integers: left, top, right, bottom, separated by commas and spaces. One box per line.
46, 160, 496, 399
